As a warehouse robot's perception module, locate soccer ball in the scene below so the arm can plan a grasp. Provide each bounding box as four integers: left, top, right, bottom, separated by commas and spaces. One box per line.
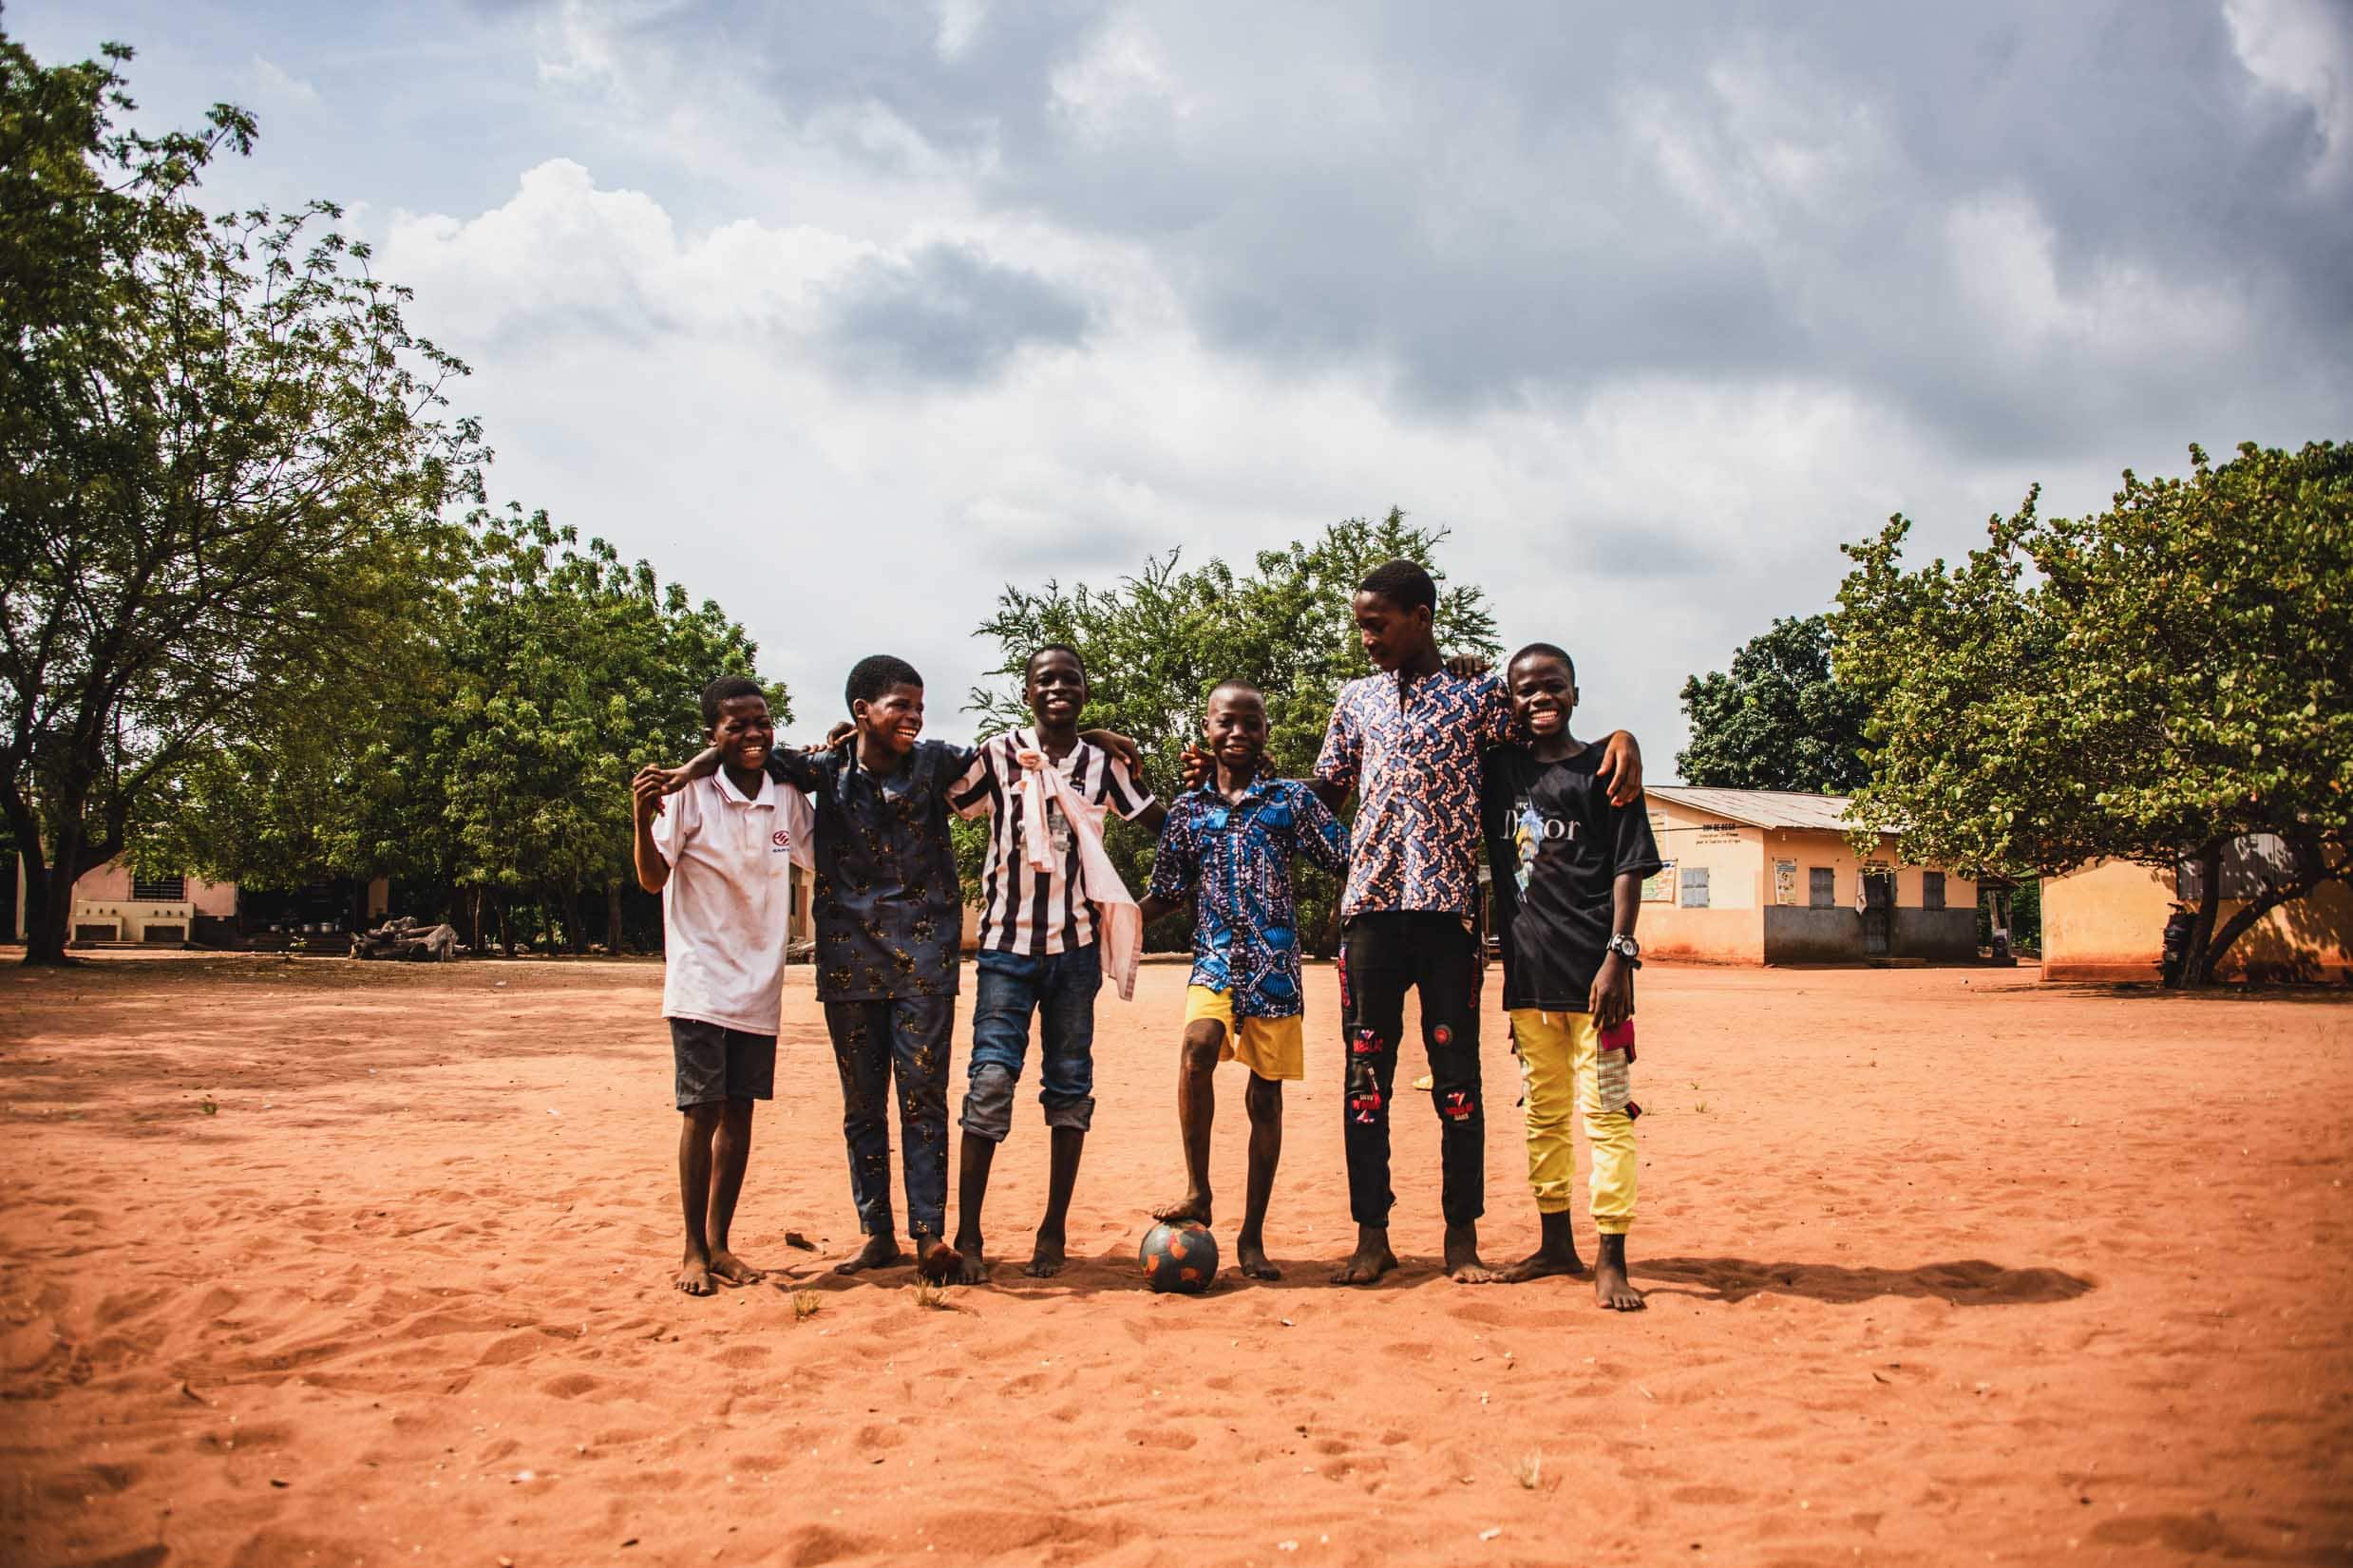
1139, 1221, 1218, 1294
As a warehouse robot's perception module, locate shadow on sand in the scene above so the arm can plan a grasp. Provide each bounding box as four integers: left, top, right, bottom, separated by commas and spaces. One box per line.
1636, 1256, 2094, 1306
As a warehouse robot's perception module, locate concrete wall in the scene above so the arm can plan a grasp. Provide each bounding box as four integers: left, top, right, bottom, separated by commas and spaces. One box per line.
2043, 859, 2353, 983
1640, 800, 1765, 962
1762, 906, 1863, 963
74, 861, 237, 914
1891, 907, 1980, 961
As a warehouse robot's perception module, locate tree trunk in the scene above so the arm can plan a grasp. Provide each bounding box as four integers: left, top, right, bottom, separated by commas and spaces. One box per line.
2177, 841, 2226, 990
605, 878, 624, 954
19, 813, 96, 967
563, 887, 585, 954
468, 887, 484, 953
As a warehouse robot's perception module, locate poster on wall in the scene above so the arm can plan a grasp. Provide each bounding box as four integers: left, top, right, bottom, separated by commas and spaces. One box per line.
1774, 858, 1797, 905
1641, 860, 1676, 903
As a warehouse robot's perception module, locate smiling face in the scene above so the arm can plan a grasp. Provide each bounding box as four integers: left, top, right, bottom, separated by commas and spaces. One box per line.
1351, 590, 1434, 672
855, 682, 925, 758
709, 693, 775, 772
1024, 649, 1087, 730
1506, 651, 1578, 739
1202, 685, 1267, 773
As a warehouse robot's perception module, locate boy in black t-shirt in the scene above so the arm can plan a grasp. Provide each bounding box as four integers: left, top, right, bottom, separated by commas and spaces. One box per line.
1480, 643, 1664, 1310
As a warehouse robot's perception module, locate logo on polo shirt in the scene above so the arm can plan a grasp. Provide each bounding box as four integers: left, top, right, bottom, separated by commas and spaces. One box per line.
771, 829, 791, 854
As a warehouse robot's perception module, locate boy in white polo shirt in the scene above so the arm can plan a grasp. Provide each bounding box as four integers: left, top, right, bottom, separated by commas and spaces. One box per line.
632, 675, 802, 1296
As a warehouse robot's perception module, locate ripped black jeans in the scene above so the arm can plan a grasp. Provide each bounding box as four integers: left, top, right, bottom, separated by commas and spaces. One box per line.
1337, 912, 1486, 1229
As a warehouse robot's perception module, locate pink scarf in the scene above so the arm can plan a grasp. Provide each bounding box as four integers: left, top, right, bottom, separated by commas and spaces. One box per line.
1014, 738, 1141, 1002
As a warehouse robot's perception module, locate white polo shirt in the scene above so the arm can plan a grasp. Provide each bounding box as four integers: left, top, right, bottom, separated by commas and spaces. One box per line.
652, 767, 805, 1034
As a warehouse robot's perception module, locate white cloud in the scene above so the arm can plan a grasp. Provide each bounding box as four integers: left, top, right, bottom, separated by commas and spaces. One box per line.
247, 54, 318, 107
2225, 0, 2352, 185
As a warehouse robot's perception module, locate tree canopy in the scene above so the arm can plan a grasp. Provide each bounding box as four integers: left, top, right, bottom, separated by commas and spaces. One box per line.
966, 508, 1499, 953
1676, 614, 1871, 793
1833, 442, 2352, 984
0, 34, 484, 961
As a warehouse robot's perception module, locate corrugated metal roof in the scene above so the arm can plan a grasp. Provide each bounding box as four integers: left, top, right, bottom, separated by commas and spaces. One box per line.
1648, 784, 1888, 834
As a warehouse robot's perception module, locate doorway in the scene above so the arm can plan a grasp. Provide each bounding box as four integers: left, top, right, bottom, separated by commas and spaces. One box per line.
1861, 870, 1894, 957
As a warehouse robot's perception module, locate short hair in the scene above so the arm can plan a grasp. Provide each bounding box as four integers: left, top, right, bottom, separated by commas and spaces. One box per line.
845, 654, 923, 709
700, 674, 766, 727
1508, 641, 1578, 684
1357, 558, 1438, 615
1206, 678, 1264, 708
1026, 644, 1088, 682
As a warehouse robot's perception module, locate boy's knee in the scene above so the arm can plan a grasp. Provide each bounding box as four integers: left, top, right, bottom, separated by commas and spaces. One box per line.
1244, 1074, 1282, 1119
1041, 1093, 1096, 1133
679, 1101, 725, 1128
1180, 1020, 1224, 1074
958, 1062, 1016, 1143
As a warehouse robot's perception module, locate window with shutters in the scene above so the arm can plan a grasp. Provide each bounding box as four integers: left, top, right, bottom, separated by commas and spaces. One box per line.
1808, 867, 1835, 908
131, 874, 186, 902
1923, 871, 1945, 910
1679, 866, 1710, 908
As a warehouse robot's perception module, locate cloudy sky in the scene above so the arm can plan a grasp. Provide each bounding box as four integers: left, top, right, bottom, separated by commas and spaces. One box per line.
20, 1, 2352, 766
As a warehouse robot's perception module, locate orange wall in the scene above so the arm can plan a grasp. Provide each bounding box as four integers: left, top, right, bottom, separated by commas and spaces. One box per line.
2043, 859, 2353, 983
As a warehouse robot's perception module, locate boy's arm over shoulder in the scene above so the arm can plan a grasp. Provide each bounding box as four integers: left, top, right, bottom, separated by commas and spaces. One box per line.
946, 737, 998, 819
767, 745, 825, 793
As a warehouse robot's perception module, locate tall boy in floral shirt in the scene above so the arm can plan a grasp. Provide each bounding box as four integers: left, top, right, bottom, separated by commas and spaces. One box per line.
1140, 681, 1348, 1282
1310, 560, 1641, 1286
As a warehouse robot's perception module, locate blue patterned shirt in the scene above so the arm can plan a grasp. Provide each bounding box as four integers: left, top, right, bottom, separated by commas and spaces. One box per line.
1148, 776, 1349, 1018
1315, 668, 1513, 919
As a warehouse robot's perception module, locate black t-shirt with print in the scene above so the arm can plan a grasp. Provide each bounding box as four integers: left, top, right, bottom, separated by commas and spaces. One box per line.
1480, 742, 1665, 1012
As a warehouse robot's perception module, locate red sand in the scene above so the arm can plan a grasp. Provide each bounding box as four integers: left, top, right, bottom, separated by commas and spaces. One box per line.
2, 956, 2347, 1567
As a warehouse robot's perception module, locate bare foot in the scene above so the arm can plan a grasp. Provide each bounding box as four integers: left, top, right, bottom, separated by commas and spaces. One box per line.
834, 1234, 907, 1275
675, 1249, 714, 1296
1026, 1225, 1068, 1278
915, 1237, 961, 1283
1444, 1221, 1501, 1284
1236, 1235, 1281, 1281
1152, 1189, 1213, 1225
1330, 1226, 1398, 1286
707, 1248, 764, 1287
1594, 1236, 1645, 1311
1500, 1245, 1584, 1283
951, 1234, 990, 1286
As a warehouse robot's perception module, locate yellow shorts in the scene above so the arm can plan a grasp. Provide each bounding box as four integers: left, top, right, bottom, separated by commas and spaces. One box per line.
1184, 987, 1305, 1081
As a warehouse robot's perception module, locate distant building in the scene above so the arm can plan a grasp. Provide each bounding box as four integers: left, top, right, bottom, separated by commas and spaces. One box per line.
1633, 786, 1980, 965
2042, 844, 2353, 984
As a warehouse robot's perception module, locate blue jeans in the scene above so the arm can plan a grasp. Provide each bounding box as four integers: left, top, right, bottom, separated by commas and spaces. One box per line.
960, 945, 1101, 1142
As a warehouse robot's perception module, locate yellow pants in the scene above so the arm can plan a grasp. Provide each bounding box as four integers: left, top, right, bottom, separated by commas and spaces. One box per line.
1510, 1009, 1635, 1234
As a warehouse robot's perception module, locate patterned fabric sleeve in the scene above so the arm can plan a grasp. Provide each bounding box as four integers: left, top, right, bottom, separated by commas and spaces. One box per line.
1314, 690, 1360, 791
1472, 674, 1515, 746
1293, 782, 1350, 876
765, 746, 825, 792
1147, 800, 1202, 901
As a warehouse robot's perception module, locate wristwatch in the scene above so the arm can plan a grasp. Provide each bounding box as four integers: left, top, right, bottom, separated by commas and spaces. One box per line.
1606, 934, 1641, 966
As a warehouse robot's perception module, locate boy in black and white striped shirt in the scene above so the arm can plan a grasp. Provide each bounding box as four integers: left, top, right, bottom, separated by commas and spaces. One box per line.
944, 646, 1164, 1281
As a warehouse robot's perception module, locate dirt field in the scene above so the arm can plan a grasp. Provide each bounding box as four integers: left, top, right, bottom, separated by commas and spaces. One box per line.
1, 955, 2347, 1568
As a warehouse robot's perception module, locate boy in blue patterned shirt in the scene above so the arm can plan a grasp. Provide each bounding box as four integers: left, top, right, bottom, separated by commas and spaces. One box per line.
1140, 681, 1348, 1281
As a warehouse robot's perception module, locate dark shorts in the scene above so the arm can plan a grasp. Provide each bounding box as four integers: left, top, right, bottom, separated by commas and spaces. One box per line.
670, 1017, 777, 1109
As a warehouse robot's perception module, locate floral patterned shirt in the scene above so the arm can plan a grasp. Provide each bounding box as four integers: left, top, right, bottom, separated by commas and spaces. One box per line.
1148, 776, 1349, 1018
1315, 668, 1513, 919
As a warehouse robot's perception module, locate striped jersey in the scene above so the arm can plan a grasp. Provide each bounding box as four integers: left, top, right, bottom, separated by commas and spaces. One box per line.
950, 728, 1155, 956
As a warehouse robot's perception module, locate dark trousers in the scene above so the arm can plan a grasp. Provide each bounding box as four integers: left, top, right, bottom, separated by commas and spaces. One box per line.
823, 994, 955, 1241
1338, 912, 1486, 1227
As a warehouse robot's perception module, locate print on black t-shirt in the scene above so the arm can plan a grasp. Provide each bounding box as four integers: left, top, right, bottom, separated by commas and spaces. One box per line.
1479, 741, 1666, 1013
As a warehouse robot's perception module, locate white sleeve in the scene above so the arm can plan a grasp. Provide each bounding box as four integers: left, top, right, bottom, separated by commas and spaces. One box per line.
650, 779, 698, 863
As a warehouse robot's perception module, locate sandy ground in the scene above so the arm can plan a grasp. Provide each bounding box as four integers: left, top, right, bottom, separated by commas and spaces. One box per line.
1, 954, 2347, 1568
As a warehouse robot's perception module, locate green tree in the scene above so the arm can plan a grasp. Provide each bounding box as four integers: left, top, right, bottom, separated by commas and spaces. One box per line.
1676, 614, 1871, 792
1834, 442, 2352, 986
966, 509, 1499, 953
144, 507, 784, 954
0, 35, 484, 963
